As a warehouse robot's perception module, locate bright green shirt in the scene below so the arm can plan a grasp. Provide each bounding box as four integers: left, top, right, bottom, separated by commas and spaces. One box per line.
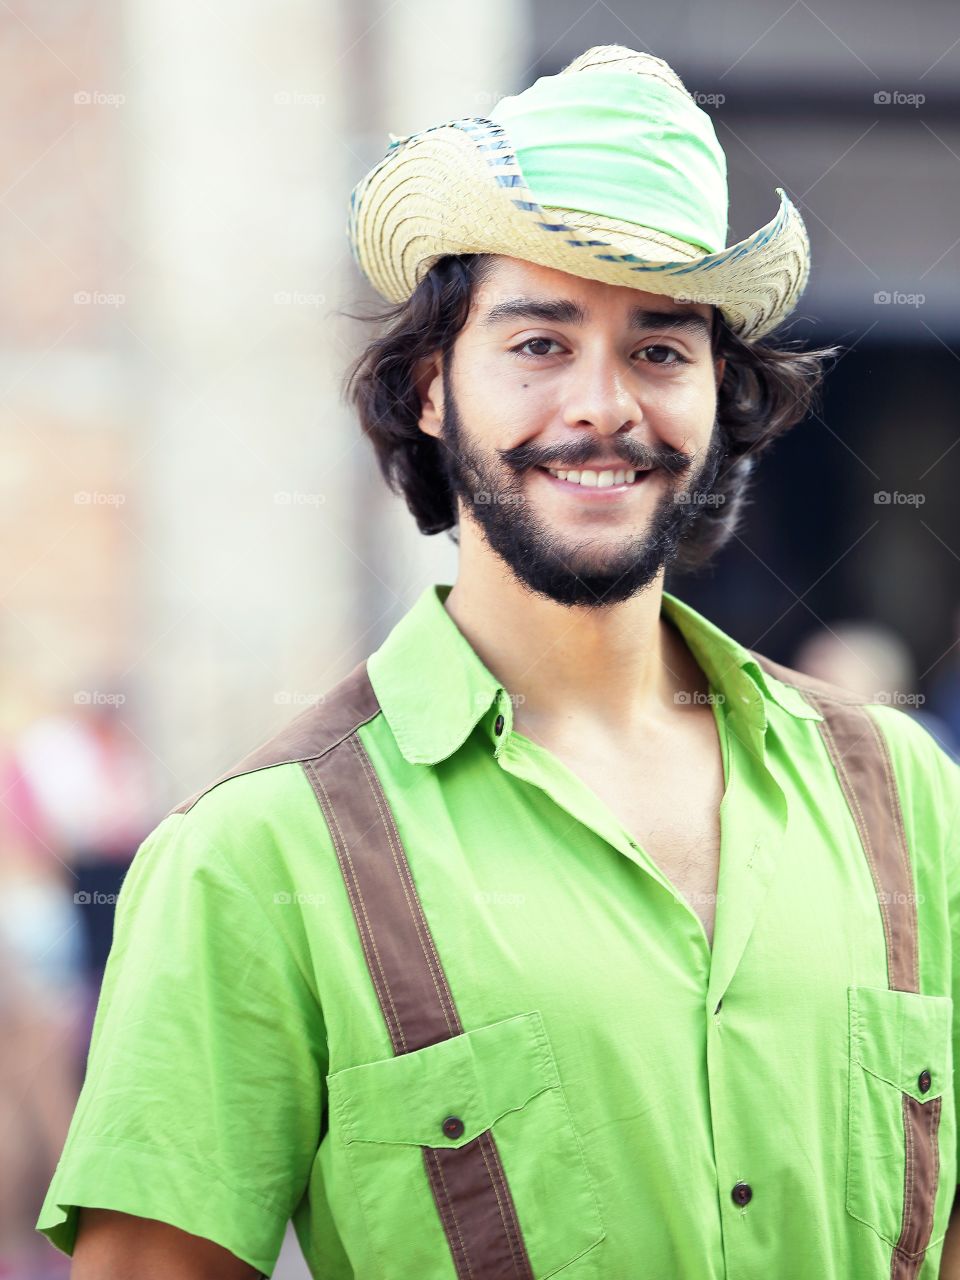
37, 582, 960, 1278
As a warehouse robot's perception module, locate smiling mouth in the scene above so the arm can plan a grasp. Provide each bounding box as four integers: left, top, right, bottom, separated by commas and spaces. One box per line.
536, 464, 653, 491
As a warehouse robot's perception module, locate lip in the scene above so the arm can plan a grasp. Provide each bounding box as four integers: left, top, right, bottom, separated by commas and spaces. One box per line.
534, 465, 654, 498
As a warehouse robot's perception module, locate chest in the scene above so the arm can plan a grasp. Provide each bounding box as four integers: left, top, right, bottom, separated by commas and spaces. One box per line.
519, 709, 726, 948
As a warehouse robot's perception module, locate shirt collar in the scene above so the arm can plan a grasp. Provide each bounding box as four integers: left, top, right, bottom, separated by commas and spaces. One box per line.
366, 582, 822, 767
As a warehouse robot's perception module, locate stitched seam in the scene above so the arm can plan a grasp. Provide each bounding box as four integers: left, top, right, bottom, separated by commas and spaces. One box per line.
425, 1149, 465, 1275
869, 712, 919, 988
894, 1096, 942, 1267
431, 1150, 475, 1280
478, 1130, 527, 1278
908, 1097, 943, 1261
307, 757, 406, 1053
902, 1094, 916, 1253
817, 714, 894, 972
424, 1148, 468, 1278
350, 735, 460, 1037
376, 760, 462, 1033
928, 1097, 942, 1252
351, 734, 458, 1032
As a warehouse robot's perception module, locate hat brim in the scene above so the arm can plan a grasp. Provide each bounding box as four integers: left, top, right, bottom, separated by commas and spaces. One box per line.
348, 116, 810, 342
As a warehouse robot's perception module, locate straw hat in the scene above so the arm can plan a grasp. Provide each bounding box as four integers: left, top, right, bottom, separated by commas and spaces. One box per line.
347, 44, 811, 341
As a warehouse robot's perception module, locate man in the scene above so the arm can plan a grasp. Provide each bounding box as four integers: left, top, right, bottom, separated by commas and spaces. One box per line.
37, 43, 960, 1280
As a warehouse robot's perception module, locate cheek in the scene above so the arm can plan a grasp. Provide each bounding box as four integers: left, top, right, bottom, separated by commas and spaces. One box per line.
457, 366, 554, 446
647, 377, 718, 450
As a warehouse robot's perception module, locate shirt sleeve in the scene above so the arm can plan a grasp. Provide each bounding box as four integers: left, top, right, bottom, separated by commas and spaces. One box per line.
34, 808, 328, 1276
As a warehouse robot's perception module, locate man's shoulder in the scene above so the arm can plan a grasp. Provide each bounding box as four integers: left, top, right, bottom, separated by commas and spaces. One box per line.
166, 657, 383, 822
751, 645, 958, 795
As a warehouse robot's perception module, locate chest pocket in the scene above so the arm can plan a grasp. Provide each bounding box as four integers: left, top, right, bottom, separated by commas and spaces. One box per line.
326, 1010, 605, 1279
846, 985, 956, 1254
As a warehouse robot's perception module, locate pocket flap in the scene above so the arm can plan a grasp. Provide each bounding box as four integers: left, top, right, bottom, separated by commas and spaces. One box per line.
328, 1010, 559, 1148
850, 985, 953, 1101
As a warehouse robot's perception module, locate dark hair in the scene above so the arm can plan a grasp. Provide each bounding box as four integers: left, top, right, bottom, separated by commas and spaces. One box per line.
341, 253, 841, 570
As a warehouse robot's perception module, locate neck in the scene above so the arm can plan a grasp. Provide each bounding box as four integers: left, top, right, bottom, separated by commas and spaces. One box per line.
442, 543, 707, 740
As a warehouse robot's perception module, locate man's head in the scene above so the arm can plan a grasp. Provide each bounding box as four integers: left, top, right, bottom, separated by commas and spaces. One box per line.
343, 252, 838, 607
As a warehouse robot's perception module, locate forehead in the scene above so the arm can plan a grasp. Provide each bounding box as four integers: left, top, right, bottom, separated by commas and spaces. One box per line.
470, 254, 713, 323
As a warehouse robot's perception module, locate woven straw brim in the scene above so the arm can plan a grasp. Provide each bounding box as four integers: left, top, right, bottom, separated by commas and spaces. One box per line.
348, 116, 811, 342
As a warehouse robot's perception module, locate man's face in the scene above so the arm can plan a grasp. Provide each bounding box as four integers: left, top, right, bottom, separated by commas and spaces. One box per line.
417, 256, 726, 608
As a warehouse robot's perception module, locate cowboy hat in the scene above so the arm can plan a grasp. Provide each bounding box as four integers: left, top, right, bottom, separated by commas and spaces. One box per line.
346, 44, 811, 341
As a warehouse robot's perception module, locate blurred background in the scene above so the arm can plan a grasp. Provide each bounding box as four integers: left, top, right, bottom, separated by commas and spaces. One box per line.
3, 0, 959, 1275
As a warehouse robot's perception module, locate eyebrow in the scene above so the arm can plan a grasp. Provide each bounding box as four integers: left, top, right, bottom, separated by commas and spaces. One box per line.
478, 296, 713, 342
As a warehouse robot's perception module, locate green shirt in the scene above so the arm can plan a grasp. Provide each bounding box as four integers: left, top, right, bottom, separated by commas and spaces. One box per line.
37, 582, 960, 1278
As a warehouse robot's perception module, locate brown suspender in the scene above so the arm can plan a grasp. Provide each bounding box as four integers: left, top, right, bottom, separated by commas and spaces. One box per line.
300, 666, 536, 1280
171, 648, 937, 1278
750, 652, 939, 1278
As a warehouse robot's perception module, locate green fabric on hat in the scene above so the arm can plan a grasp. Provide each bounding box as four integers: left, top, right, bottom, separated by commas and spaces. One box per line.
489, 69, 728, 254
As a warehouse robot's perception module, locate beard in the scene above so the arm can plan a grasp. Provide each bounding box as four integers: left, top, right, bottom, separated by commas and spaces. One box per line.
436, 361, 726, 609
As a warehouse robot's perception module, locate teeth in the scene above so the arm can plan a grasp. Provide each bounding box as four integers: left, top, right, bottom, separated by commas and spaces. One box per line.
547, 467, 640, 487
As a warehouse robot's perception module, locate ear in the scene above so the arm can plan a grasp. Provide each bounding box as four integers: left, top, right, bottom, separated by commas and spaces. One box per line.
414, 350, 445, 440
713, 355, 726, 388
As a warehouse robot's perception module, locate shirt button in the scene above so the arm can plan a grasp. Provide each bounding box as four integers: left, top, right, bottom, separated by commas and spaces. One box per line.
442, 1115, 465, 1139
494, 714, 505, 736
731, 1182, 753, 1207
918, 1069, 932, 1093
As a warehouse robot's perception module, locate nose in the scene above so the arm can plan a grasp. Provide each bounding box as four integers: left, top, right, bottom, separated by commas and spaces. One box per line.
560, 345, 645, 436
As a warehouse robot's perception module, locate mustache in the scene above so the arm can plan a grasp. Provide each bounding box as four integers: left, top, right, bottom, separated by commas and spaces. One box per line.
500, 438, 697, 477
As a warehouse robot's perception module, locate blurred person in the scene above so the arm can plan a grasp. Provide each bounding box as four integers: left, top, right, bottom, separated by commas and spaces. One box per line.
15, 700, 159, 1020
794, 620, 960, 759
930, 603, 960, 749
0, 744, 84, 1280
35, 44, 960, 1280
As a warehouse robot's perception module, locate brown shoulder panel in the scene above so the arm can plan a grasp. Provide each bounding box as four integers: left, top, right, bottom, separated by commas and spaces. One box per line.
750, 648, 918, 992
747, 649, 865, 706
167, 658, 381, 817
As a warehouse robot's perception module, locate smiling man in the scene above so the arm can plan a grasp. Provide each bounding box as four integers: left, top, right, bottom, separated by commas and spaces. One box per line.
38, 43, 960, 1280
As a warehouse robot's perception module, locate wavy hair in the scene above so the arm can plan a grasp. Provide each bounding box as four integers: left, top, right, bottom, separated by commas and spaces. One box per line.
341, 253, 841, 571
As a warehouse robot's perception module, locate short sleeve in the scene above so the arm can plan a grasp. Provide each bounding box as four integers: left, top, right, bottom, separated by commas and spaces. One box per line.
35, 810, 327, 1276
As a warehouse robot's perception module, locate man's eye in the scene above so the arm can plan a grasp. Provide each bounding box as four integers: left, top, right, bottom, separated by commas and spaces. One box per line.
511, 337, 561, 359
509, 339, 688, 365
639, 345, 688, 366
